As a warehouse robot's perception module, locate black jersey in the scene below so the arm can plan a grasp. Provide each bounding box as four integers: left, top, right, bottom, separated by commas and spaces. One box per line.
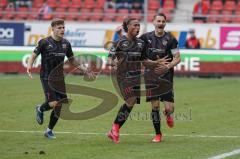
34, 36, 74, 79
108, 35, 146, 79
108, 36, 145, 103
140, 31, 179, 82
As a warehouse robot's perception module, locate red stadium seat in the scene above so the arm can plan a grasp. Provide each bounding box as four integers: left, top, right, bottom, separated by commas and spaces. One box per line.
231, 10, 240, 23
211, 0, 223, 11
147, 10, 157, 22
95, 0, 105, 9
55, 8, 66, 19
78, 8, 91, 21
84, 0, 95, 9
16, 7, 28, 20
28, 7, 39, 20
219, 10, 232, 23
103, 8, 116, 22
33, 0, 44, 8
0, 0, 7, 8
148, 0, 160, 11
0, 7, 3, 19
43, 14, 53, 20
71, 0, 82, 9
202, 0, 210, 6
66, 8, 79, 21
46, 0, 57, 8
130, 9, 142, 21
163, 0, 175, 10
207, 10, 219, 23
115, 9, 129, 22
224, 0, 236, 11
91, 9, 104, 21
59, 0, 69, 8
4, 7, 15, 20
161, 9, 173, 21
236, 1, 240, 11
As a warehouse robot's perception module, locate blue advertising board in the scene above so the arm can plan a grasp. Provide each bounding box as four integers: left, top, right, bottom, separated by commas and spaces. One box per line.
0, 23, 24, 46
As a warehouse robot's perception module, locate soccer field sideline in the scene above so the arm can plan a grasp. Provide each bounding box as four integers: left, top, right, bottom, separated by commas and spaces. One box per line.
1, 130, 240, 159
0, 129, 240, 138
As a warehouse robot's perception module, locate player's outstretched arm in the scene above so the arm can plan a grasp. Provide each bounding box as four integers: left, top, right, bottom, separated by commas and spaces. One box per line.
27, 53, 37, 79
106, 56, 119, 72
68, 57, 96, 80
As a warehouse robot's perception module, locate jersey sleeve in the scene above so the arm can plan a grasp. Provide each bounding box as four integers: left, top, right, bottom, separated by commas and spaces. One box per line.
170, 37, 179, 55
139, 34, 148, 60
140, 40, 147, 60
33, 39, 44, 55
108, 41, 117, 58
66, 42, 74, 58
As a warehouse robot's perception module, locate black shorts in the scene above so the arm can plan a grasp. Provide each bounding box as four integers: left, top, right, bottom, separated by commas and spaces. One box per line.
144, 72, 174, 103
40, 78, 67, 102
146, 90, 174, 103
116, 76, 141, 104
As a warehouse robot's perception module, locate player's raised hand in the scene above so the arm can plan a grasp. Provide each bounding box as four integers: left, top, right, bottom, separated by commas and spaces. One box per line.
154, 64, 169, 75
83, 68, 96, 81
106, 58, 119, 73
156, 55, 171, 65
27, 66, 33, 79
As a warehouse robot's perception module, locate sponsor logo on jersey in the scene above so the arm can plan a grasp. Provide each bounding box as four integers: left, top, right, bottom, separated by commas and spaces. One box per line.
62, 44, 67, 49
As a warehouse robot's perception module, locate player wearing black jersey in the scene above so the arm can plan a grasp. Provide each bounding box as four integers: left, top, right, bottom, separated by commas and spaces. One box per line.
106, 18, 146, 144
27, 19, 94, 139
140, 13, 181, 142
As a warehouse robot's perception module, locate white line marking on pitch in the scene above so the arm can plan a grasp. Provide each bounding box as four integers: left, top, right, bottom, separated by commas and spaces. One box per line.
0, 130, 240, 138
208, 149, 240, 159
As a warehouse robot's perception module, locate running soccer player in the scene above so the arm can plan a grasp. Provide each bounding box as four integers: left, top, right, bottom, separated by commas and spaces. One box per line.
27, 18, 94, 139
106, 18, 146, 144
140, 13, 181, 142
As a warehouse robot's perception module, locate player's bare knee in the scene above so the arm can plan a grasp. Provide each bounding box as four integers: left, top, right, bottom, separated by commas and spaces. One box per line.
49, 101, 58, 108
165, 103, 174, 112
151, 100, 160, 110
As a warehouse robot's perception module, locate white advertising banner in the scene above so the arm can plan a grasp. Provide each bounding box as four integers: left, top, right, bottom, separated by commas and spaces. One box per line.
24, 22, 121, 47
24, 22, 240, 49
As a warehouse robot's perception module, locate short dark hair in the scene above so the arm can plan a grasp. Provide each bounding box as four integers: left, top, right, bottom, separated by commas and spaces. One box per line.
51, 18, 64, 27
122, 18, 138, 32
153, 13, 167, 21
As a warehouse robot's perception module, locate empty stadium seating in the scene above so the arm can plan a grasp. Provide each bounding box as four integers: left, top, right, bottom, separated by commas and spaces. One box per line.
0, 0, 177, 22
194, 0, 240, 23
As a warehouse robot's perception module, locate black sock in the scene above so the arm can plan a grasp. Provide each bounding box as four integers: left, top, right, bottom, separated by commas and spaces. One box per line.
48, 106, 61, 130
151, 109, 161, 135
114, 103, 133, 128
40, 102, 52, 112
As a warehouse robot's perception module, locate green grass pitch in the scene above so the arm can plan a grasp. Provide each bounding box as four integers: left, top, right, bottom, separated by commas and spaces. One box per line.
0, 75, 240, 159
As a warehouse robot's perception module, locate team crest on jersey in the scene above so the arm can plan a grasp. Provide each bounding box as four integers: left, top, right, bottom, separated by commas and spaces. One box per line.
62, 44, 67, 49
162, 40, 168, 46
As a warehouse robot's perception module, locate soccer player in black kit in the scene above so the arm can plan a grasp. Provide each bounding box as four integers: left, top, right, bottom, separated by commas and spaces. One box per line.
140, 13, 181, 142
106, 18, 146, 144
27, 19, 93, 139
